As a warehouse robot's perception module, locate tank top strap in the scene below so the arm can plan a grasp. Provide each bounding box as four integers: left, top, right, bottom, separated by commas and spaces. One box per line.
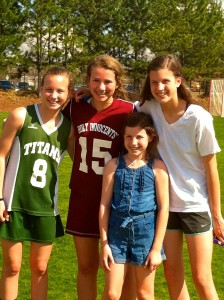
147, 158, 154, 168
117, 154, 126, 168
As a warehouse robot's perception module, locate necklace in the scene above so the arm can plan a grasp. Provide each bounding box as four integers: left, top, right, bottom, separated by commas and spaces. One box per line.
126, 155, 138, 166
126, 154, 147, 167
129, 159, 136, 166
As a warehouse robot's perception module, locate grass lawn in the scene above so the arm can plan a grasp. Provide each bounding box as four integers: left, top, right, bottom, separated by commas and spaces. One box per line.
0, 113, 223, 299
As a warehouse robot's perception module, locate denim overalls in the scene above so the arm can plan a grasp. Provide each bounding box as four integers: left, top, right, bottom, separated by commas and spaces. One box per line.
108, 155, 166, 265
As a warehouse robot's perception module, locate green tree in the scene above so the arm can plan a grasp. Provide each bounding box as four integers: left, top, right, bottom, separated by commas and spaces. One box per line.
119, 0, 153, 89
21, 0, 62, 89
145, 0, 224, 81
0, 0, 24, 74
1, 0, 224, 89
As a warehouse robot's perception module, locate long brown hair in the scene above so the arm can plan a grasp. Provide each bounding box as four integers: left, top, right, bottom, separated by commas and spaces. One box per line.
140, 54, 194, 105
86, 54, 129, 100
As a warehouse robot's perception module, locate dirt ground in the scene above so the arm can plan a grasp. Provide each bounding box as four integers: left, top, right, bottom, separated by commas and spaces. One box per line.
0, 91, 41, 113
0, 90, 209, 113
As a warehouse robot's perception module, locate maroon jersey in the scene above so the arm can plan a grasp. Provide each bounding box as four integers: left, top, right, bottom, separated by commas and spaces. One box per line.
65, 98, 134, 237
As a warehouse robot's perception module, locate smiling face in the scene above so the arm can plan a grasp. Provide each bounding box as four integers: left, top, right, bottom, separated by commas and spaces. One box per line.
149, 68, 181, 105
88, 67, 118, 108
40, 74, 71, 111
124, 126, 152, 159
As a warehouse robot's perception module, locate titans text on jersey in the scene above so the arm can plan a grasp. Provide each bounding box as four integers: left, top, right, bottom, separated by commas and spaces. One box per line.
24, 142, 61, 164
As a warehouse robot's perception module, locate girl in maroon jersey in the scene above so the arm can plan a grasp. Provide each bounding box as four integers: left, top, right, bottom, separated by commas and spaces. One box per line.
64, 55, 137, 299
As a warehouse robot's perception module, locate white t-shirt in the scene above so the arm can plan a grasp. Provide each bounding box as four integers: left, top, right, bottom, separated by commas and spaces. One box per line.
135, 100, 221, 212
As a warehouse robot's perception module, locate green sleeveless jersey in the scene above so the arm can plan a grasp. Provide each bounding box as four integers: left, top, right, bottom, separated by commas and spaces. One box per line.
3, 104, 71, 216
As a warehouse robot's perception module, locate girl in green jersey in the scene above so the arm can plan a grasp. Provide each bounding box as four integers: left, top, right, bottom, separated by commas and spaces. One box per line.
0, 67, 74, 300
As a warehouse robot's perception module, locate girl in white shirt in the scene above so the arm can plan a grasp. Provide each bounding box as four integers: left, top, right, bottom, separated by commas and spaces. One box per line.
136, 54, 224, 300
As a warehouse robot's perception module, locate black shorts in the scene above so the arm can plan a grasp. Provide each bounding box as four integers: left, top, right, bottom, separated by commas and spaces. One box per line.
167, 211, 212, 235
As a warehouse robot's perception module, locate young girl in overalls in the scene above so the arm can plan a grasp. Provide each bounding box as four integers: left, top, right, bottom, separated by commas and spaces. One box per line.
99, 112, 169, 300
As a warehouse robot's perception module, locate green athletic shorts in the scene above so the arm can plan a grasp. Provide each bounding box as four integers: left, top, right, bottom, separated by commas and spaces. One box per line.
0, 211, 64, 243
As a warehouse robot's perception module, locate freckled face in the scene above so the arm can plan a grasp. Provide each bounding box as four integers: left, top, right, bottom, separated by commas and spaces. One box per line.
150, 68, 181, 104
88, 67, 118, 105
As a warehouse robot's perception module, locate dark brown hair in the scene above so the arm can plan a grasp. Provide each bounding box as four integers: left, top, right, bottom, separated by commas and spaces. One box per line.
140, 54, 194, 105
123, 112, 159, 159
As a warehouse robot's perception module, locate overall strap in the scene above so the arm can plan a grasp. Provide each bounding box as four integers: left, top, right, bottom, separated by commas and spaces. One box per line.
147, 158, 154, 168
116, 153, 126, 168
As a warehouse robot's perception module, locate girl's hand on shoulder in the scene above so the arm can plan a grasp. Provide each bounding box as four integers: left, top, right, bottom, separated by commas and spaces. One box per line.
144, 249, 162, 272
74, 87, 91, 102
100, 244, 114, 272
